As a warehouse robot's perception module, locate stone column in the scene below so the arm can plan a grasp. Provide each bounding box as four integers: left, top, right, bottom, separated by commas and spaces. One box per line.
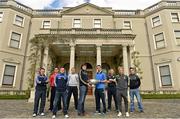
123, 45, 128, 75
42, 46, 49, 75
129, 45, 135, 67
69, 44, 75, 70
96, 44, 102, 66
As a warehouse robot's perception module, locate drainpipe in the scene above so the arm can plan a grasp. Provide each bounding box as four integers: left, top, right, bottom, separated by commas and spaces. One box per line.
144, 21, 157, 92
19, 18, 32, 91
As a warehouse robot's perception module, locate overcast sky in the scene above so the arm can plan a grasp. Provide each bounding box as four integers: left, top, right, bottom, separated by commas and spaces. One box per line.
16, 0, 161, 10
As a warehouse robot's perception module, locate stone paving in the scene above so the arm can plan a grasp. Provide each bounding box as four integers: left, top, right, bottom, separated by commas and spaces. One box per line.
0, 98, 180, 118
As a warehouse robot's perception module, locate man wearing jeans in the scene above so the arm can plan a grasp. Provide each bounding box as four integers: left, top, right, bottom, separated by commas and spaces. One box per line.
129, 67, 144, 113
95, 65, 107, 114
52, 68, 69, 119
77, 64, 90, 116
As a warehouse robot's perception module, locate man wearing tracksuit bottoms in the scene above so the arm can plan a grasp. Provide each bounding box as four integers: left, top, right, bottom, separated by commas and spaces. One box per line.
33, 68, 48, 117
95, 65, 107, 114
116, 67, 129, 117
52, 68, 69, 119
129, 67, 144, 113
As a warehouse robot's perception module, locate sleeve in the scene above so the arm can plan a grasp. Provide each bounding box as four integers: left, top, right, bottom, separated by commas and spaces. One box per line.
103, 73, 106, 80
36, 76, 41, 84
54, 75, 57, 87
136, 75, 141, 87
49, 75, 53, 86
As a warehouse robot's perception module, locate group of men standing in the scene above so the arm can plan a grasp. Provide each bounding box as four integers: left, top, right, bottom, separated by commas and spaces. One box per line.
32, 64, 144, 118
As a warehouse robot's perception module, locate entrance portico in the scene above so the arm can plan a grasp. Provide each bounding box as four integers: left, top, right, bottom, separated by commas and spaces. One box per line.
38, 28, 135, 76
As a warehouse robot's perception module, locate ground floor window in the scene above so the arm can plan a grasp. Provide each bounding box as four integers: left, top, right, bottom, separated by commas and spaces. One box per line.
2, 64, 16, 86
159, 64, 172, 86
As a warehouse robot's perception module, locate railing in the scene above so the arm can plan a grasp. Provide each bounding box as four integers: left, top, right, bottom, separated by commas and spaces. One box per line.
33, 10, 61, 16
144, 1, 180, 14
48, 28, 133, 35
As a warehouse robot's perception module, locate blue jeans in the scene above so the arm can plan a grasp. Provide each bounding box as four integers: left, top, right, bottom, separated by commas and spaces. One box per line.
52, 91, 68, 115
77, 85, 87, 114
129, 88, 143, 112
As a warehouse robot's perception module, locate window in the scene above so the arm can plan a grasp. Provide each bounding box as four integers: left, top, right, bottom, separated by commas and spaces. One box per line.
159, 65, 172, 86
73, 19, 81, 28
171, 13, 179, 22
10, 32, 21, 48
14, 15, 24, 27
123, 21, 131, 29
42, 20, 51, 29
94, 19, 101, 28
154, 33, 166, 49
2, 64, 16, 86
152, 16, 161, 27
174, 30, 180, 44
0, 12, 3, 22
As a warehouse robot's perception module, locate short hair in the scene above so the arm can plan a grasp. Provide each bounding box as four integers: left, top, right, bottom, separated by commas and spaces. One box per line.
40, 67, 45, 70
96, 65, 101, 67
129, 67, 136, 71
118, 66, 124, 70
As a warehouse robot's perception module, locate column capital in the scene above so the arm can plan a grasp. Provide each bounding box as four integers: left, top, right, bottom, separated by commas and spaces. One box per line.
96, 44, 102, 47
69, 43, 76, 47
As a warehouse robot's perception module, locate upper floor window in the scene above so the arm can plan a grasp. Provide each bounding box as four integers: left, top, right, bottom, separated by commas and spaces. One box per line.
171, 13, 179, 22
159, 65, 172, 87
174, 30, 180, 45
2, 64, 16, 86
0, 12, 3, 22
73, 19, 81, 28
14, 15, 24, 27
123, 21, 131, 29
94, 19, 101, 28
10, 32, 21, 49
42, 20, 51, 29
154, 32, 166, 49
152, 16, 161, 27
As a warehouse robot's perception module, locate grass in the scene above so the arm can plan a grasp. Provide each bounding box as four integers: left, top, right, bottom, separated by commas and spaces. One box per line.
141, 94, 180, 99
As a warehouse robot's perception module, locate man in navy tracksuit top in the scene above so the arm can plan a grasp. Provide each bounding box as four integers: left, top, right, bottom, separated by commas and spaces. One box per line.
52, 68, 69, 119
95, 65, 107, 114
33, 68, 48, 117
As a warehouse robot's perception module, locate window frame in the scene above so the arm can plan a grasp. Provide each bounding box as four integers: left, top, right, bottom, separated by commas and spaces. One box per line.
151, 15, 162, 28
123, 20, 132, 29
42, 20, 51, 29
158, 64, 173, 87
153, 32, 166, 49
0, 12, 4, 22
13, 14, 24, 27
8, 31, 22, 49
171, 12, 179, 23
0, 63, 17, 87
93, 18, 102, 28
174, 30, 180, 45
73, 19, 81, 28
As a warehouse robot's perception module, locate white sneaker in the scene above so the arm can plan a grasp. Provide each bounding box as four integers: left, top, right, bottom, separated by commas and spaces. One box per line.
40, 113, 45, 116
126, 112, 130, 117
52, 115, 56, 119
32, 113, 37, 117
64, 114, 69, 118
117, 112, 122, 117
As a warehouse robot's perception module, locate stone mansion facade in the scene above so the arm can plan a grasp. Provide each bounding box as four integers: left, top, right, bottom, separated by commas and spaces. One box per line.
0, 0, 180, 93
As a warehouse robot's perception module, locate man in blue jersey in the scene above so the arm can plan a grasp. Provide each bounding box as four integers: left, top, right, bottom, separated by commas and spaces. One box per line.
94, 65, 107, 114
52, 67, 69, 119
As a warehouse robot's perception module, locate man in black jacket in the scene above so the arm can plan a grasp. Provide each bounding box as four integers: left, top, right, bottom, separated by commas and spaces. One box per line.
77, 64, 91, 116
129, 67, 144, 113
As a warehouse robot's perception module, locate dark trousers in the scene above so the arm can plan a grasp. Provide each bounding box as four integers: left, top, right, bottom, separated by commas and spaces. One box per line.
77, 85, 87, 114
49, 87, 62, 111
33, 89, 46, 114
107, 87, 118, 110
95, 89, 106, 113
67, 86, 78, 110
53, 91, 68, 115
116, 89, 128, 112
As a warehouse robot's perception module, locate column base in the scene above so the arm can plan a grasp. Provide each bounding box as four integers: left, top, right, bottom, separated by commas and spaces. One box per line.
28, 88, 35, 103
